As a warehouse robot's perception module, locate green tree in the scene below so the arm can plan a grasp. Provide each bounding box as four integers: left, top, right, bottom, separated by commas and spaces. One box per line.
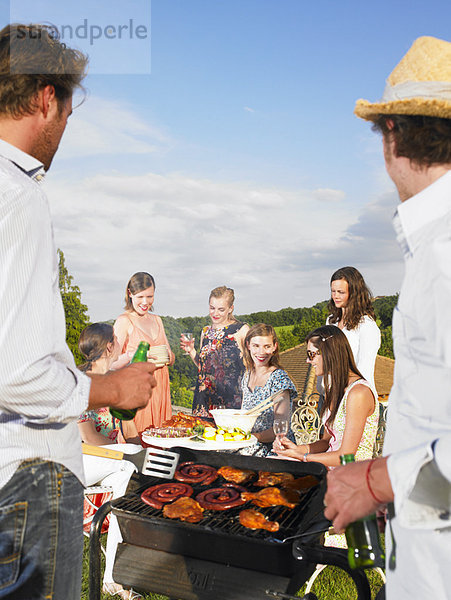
374, 295, 399, 328
379, 326, 394, 359
58, 249, 90, 364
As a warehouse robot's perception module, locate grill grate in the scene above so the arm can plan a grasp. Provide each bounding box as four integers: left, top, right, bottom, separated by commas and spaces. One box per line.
112, 455, 326, 545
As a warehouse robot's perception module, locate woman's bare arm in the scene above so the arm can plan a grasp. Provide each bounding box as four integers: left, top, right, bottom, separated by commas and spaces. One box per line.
235, 323, 250, 354
78, 420, 112, 446
300, 384, 375, 467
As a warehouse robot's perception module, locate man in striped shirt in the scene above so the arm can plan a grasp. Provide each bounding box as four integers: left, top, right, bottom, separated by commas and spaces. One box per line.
0, 24, 156, 599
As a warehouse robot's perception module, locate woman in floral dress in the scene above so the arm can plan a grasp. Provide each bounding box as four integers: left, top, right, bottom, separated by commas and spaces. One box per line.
181, 286, 249, 416
77, 323, 143, 599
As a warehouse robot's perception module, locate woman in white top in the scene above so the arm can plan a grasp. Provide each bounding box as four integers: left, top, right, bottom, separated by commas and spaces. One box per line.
327, 266, 381, 390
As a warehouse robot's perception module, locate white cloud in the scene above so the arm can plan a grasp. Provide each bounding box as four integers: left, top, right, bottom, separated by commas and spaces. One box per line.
244, 106, 255, 113
57, 96, 173, 159
311, 188, 346, 203
44, 170, 368, 321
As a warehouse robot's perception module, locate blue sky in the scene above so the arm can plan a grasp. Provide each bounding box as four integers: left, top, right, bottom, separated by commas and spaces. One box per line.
3, 1, 451, 320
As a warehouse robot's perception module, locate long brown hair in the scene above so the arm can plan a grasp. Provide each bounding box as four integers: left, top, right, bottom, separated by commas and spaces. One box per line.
306, 325, 363, 427
327, 266, 376, 330
78, 323, 114, 373
243, 323, 281, 372
124, 272, 156, 311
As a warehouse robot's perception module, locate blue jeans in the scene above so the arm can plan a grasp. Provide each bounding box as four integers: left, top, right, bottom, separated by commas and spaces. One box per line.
0, 460, 84, 600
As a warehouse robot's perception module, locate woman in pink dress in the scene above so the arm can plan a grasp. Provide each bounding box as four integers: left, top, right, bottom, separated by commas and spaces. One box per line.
113, 272, 174, 441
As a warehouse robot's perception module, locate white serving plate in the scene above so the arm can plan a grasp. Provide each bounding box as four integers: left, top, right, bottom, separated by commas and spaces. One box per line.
141, 432, 257, 451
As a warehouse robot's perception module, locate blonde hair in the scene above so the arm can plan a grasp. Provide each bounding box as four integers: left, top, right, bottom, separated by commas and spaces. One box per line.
209, 285, 236, 322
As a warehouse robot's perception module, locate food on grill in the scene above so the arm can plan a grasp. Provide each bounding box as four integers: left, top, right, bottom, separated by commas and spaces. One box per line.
196, 483, 247, 511
239, 509, 280, 532
162, 412, 211, 429
218, 466, 255, 484
255, 471, 295, 487
241, 487, 299, 509
140, 482, 193, 509
281, 475, 319, 491
174, 462, 218, 486
162, 496, 204, 523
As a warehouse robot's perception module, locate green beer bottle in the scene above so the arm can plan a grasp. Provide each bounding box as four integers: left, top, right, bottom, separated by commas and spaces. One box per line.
340, 453, 385, 570
110, 341, 150, 421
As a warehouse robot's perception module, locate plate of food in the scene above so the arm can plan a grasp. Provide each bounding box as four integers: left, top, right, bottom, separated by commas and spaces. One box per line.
142, 422, 257, 450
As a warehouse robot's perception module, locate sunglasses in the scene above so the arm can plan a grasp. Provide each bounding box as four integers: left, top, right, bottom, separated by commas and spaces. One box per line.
306, 349, 321, 361
306, 334, 334, 361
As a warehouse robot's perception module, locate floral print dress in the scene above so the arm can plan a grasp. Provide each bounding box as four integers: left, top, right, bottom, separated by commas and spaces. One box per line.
78, 407, 119, 442
192, 322, 246, 416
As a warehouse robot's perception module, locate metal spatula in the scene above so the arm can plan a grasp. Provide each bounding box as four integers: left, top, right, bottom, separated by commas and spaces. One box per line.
82, 444, 180, 479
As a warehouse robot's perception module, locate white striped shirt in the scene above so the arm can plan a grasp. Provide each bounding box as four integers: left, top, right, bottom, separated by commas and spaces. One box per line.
0, 139, 90, 489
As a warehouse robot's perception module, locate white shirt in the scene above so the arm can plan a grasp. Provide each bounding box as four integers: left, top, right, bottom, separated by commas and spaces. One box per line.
0, 140, 90, 489
384, 170, 451, 599
326, 314, 381, 389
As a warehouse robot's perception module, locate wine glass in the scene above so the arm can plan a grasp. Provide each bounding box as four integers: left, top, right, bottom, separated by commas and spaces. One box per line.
273, 419, 289, 439
181, 332, 193, 354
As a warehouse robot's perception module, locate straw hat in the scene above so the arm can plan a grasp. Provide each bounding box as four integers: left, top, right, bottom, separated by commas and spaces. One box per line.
355, 36, 451, 121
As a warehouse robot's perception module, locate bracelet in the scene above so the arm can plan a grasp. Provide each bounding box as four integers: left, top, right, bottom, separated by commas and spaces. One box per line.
303, 453, 309, 462
366, 459, 385, 504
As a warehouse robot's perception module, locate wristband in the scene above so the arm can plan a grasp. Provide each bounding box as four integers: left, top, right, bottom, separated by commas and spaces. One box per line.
366, 459, 385, 504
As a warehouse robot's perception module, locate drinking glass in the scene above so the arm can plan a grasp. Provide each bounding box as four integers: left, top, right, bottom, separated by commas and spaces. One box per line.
273, 419, 289, 439
181, 332, 193, 354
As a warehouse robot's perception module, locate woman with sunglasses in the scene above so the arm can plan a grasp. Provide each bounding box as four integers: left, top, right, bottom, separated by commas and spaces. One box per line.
274, 325, 378, 468
327, 266, 380, 389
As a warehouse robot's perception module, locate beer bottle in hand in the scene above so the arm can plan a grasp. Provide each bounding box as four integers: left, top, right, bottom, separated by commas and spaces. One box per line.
340, 453, 385, 569
110, 341, 150, 421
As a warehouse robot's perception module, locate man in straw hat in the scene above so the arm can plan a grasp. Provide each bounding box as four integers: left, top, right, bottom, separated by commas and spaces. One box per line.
324, 36, 451, 597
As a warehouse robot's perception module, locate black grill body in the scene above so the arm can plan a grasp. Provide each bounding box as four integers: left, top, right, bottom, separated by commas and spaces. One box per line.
88, 447, 376, 600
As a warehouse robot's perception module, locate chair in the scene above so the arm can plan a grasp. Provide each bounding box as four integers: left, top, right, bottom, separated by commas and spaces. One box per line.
373, 399, 389, 458
291, 392, 322, 445
83, 485, 113, 556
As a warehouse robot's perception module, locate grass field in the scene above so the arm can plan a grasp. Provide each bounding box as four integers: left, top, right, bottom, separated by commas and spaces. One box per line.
81, 537, 385, 600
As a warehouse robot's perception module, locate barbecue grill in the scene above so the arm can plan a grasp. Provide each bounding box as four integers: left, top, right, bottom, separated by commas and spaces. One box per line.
88, 447, 379, 600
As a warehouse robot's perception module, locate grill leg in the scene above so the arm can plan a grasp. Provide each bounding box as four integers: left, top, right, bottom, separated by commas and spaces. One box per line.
89, 501, 112, 600
292, 544, 372, 600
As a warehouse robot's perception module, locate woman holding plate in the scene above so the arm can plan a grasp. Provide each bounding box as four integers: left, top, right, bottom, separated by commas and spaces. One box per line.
113, 272, 174, 440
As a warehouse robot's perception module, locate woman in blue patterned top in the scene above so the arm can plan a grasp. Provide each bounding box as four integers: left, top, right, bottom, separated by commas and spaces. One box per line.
240, 323, 297, 456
